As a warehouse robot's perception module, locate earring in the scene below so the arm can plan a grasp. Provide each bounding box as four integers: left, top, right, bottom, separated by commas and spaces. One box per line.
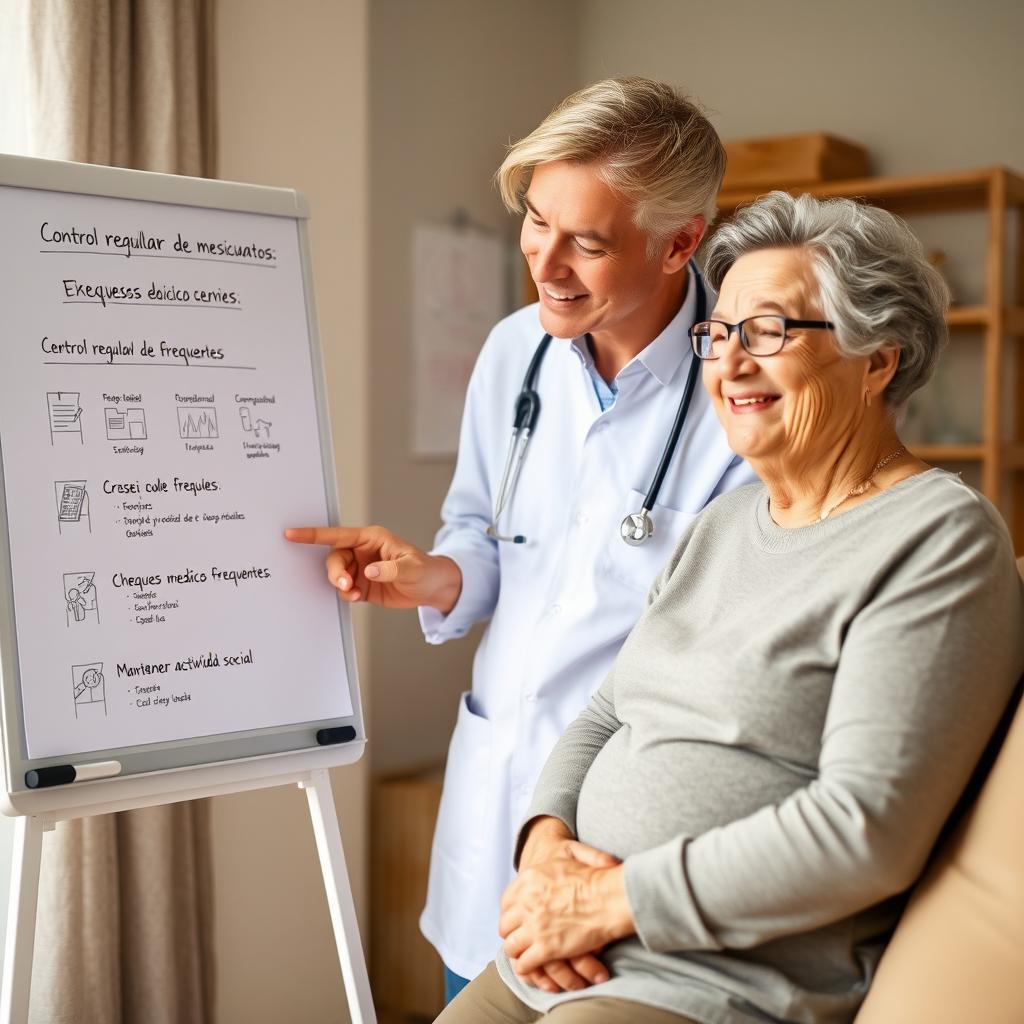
864, 387, 872, 407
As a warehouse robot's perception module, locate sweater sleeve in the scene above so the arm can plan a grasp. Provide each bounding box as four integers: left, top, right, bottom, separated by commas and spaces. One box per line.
512, 669, 624, 866
512, 502, 707, 865
624, 503, 1024, 953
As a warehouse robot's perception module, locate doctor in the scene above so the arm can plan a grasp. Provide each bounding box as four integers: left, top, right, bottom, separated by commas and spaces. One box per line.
287, 77, 755, 1000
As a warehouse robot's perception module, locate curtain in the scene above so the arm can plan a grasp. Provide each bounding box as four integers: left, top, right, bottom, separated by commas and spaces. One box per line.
15, 0, 216, 175
31, 803, 214, 1024
0, 2, 218, 1021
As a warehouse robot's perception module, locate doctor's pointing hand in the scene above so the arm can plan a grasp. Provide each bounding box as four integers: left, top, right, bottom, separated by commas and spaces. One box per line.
287, 77, 755, 1005
283, 525, 462, 612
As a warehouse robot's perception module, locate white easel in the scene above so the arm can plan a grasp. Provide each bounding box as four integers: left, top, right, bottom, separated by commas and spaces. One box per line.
0, 752, 376, 1024
0, 153, 375, 1024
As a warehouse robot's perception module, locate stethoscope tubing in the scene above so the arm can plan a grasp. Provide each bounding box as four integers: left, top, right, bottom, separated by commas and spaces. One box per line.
489, 262, 707, 545
637, 339, 703, 516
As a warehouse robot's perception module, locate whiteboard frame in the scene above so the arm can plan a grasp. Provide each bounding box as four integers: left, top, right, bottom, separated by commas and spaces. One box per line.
0, 154, 365, 815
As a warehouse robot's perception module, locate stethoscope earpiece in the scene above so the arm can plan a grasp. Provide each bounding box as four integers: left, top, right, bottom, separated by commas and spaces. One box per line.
620, 511, 654, 546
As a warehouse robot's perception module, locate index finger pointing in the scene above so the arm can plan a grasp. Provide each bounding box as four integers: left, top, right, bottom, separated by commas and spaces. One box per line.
284, 526, 364, 548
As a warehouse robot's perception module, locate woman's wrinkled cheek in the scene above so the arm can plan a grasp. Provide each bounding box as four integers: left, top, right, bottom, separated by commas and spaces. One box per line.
782, 348, 850, 457
785, 386, 830, 455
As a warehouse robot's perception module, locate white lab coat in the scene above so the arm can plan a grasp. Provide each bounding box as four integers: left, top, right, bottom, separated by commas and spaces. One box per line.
418, 272, 757, 979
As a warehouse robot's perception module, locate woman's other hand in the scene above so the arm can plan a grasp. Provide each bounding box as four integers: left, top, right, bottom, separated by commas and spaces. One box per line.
284, 525, 462, 612
518, 815, 619, 872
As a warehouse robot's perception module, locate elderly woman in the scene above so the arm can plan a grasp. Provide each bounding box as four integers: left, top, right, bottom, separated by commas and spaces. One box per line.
436, 192, 1024, 1024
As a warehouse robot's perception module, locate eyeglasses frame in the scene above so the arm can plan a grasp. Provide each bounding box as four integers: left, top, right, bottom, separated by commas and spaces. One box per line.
688, 316, 836, 360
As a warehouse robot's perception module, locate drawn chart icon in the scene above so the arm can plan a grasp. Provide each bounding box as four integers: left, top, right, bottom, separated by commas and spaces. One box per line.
177, 406, 219, 439
105, 405, 147, 440
72, 661, 106, 718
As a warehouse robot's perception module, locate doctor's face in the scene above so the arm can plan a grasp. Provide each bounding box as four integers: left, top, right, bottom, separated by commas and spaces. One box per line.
521, 161, 692, 345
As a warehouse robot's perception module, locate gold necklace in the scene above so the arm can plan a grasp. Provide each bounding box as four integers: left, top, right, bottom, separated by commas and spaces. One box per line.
817, 446, 906, 522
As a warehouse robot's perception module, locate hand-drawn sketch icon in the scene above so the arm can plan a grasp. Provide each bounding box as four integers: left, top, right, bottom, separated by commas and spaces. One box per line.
55, 480, 91, 534
47, 391, 84, 445
105, 405, 147, 440
239, 405, 272, 439
64, 571, 99, 626
177, 406, 218, 439
72, 661, 106, 718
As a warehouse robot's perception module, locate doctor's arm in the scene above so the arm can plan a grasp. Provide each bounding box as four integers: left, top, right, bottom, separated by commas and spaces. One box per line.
285, 331, 506, 622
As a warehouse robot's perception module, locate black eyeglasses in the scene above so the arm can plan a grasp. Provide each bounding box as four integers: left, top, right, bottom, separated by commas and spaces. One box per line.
689, 316, 835, 360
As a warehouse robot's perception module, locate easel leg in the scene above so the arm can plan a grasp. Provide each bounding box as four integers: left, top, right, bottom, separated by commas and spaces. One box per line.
0, 816, 49, 1024
301, 769, 376, 1024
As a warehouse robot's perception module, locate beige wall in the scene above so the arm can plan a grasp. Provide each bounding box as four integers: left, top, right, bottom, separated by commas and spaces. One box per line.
214, 2, 370, 1022
576, 0, 1024, 304
578, 0, 1024, 176
367, 0, 581, 775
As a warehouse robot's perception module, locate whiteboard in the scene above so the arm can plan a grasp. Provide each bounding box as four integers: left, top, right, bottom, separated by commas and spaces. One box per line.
0, 155, 364, 810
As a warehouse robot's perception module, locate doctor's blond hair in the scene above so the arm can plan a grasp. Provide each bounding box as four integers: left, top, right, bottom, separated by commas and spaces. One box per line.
495, 77, 726, 251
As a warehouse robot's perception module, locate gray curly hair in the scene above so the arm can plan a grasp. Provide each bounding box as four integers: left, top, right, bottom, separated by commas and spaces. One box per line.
702, 192, 950, 411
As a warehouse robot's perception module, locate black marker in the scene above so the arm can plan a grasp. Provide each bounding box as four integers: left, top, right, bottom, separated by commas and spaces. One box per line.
316, 726, 357, 746
25, 759, 122, 789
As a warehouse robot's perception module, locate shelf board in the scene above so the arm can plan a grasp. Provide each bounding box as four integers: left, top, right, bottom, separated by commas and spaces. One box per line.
942, 306, 1024, 333
717, 166, 1024, 216
911, 444, 985, 463
945, 305, 987, 329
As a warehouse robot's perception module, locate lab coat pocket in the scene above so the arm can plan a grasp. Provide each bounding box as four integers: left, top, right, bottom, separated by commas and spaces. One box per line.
604, 488, 696, 594
434, 691, 493, 864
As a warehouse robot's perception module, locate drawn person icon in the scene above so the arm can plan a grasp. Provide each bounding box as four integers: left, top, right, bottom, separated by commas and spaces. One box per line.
82, 667, 103, 690
67, 587, 86, 623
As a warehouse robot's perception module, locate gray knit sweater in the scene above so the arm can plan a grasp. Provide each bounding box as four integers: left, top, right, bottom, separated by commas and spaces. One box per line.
495, 470, 1024, 1024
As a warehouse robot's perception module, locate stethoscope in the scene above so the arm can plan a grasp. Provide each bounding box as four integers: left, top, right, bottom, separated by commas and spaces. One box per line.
487, 261, 707, 547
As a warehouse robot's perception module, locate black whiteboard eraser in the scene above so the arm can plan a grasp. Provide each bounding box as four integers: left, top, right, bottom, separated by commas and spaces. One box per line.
25, 764, 76, 789
316, 726, 357, 746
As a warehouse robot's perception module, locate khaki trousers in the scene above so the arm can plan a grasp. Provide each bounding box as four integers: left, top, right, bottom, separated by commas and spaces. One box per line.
435, 963, 699, 1024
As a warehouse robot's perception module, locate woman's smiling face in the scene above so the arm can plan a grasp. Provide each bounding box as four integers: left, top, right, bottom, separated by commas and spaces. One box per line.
702, 247, 869, 468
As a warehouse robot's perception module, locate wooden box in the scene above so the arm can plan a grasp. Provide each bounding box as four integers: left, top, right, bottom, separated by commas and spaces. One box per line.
722, 133, 870, 192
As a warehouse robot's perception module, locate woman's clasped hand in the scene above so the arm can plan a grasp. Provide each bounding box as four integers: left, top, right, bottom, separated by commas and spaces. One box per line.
498, 816, 633, 993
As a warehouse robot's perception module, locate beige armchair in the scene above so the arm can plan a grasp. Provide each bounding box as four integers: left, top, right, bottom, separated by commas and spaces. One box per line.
854, 557, 1024, 1023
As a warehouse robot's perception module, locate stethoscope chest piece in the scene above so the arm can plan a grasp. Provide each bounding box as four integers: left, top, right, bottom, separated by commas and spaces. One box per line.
620, 510, 654, 546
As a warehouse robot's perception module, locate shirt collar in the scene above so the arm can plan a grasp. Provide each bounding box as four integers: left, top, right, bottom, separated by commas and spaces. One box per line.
568, 268, 701, 388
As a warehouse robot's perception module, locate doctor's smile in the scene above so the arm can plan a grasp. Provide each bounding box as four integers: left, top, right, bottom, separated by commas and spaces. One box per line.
540, 287, 588, 306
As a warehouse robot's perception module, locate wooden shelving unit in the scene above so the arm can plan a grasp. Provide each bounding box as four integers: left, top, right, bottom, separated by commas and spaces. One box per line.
718, 166, 1024, 552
